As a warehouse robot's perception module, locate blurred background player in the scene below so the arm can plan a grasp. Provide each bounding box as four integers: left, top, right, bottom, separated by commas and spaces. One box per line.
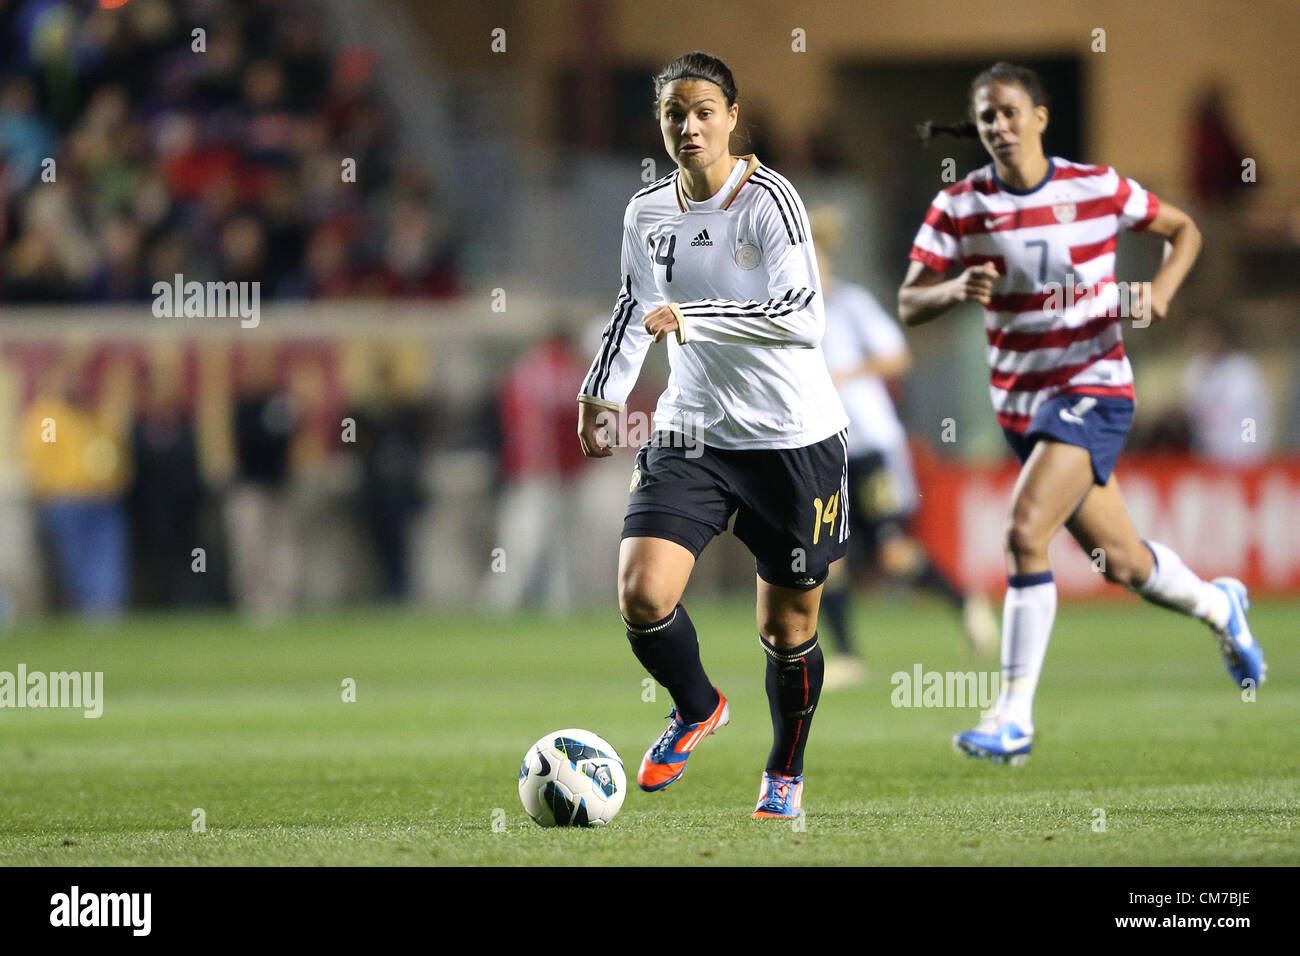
488, 320, 591, 612
901, 62, 1265, 765
1181, 317, 1273, 464
811, 206, 996, 688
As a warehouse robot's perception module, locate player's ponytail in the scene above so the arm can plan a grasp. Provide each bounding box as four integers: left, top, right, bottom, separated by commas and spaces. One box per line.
653, 51, 738, 114
915, 120, 978, 142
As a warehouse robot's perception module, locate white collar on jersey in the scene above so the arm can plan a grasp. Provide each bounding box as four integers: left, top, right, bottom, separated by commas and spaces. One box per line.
675, 154, 761, 212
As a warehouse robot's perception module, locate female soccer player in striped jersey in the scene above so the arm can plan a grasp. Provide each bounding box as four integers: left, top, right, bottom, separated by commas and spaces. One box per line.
577, 52, 849, 817
899, 62, 1265, 765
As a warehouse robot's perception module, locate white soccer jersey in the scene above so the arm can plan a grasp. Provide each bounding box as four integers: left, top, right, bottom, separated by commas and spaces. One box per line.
820, 279, 908, 455
579, 154, 848, 450
910, 157, 1159, 433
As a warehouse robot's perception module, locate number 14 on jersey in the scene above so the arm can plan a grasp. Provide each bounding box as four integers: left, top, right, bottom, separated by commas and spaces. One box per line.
812, 491, 840, 545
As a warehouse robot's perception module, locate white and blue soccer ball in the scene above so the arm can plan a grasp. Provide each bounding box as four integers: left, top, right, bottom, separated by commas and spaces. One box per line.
517, 729, 626, 827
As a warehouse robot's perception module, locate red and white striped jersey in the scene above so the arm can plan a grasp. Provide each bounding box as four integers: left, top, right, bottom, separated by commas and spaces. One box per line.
909, 157, 1160, 433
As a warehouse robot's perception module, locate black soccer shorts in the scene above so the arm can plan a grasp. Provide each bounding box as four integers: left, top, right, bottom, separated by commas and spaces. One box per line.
621, 429, 849, 589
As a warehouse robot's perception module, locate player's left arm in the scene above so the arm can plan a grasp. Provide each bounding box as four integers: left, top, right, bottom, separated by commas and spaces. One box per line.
1136, 198, 1202, 324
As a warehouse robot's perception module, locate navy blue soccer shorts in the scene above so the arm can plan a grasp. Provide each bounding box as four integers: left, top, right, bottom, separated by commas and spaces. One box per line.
621, 429, 849, 590
1001, 392, 1134, 485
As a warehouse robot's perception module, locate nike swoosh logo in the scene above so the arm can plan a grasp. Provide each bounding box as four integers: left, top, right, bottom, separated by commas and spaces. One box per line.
984, 215, 1013, 230
534, 747, 551, 776
1000, 731, 1030, 751
1059, 396, 1097, 425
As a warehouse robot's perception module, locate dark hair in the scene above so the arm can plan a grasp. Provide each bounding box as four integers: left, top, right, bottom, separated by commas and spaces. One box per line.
916, 61, 1049, 142
652, 51, 737, 116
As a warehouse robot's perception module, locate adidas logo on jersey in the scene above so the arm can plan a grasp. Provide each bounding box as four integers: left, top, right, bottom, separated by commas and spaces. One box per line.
690, 230, 713, 246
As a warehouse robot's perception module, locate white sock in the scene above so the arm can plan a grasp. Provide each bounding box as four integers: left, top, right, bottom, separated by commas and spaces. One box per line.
994, 572, 1057, 732
1137, 540, 1230, 630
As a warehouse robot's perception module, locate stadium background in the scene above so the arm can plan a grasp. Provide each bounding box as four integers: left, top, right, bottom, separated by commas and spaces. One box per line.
1, 0, 1296, 619
0, 0, 1297, 871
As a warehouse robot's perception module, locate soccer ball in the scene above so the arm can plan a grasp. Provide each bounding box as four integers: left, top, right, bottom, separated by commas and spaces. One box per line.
517, 729, 626, 827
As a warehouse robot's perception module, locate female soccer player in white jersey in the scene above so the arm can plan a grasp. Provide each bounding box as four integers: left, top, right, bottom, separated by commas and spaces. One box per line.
899, 62, 1265, 764
577, 52, 849, 817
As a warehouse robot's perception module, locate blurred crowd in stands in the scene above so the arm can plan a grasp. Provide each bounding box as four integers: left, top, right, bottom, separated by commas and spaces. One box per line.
0, 2, 1293, 620
0, 0, 461, 304
16, 342, 437, 620
0, 0, 457, 620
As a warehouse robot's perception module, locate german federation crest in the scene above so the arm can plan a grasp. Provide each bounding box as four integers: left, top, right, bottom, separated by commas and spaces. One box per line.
734, 239, 761, 270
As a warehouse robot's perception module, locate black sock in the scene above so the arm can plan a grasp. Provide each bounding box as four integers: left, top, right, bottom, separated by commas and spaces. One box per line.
913, 559, 965, 609
819, 586, 854, 657
624, 603, 718, 723
762, 632, 823, 777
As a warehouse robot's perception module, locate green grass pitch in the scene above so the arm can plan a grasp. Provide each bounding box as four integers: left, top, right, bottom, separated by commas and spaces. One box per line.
0, 596, 1295, 865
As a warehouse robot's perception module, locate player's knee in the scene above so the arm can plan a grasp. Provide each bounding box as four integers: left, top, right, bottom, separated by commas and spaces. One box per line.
880, 536, 921, 576
1003, 515, 1048, 561
1097, 547, 1144, 588
757, 608, 818, 648
617, 576, 679, 628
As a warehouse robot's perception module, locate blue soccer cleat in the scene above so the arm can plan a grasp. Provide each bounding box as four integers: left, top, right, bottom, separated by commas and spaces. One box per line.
752, 771, 803, 819
953, 715, 1033, 766
1211, 578, 1266, 690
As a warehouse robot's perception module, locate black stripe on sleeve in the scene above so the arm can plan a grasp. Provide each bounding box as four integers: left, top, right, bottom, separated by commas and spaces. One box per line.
595, 285, 636, 397
584, 276, 634, 398
752, 169, 805, 243
675, 287, 815, 321
752, 169, 807, 245
583, 284, 620, 395
750, 176, 796, 245
631, 172, 677, 201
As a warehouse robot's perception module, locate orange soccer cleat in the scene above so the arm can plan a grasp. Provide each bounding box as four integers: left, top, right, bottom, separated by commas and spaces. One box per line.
636, 689, 729, 792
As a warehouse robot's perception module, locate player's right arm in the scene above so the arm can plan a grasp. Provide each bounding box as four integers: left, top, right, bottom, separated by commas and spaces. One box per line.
577, 207, 660, 458
897, 259, 999, 326
897, 186, 999, 326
